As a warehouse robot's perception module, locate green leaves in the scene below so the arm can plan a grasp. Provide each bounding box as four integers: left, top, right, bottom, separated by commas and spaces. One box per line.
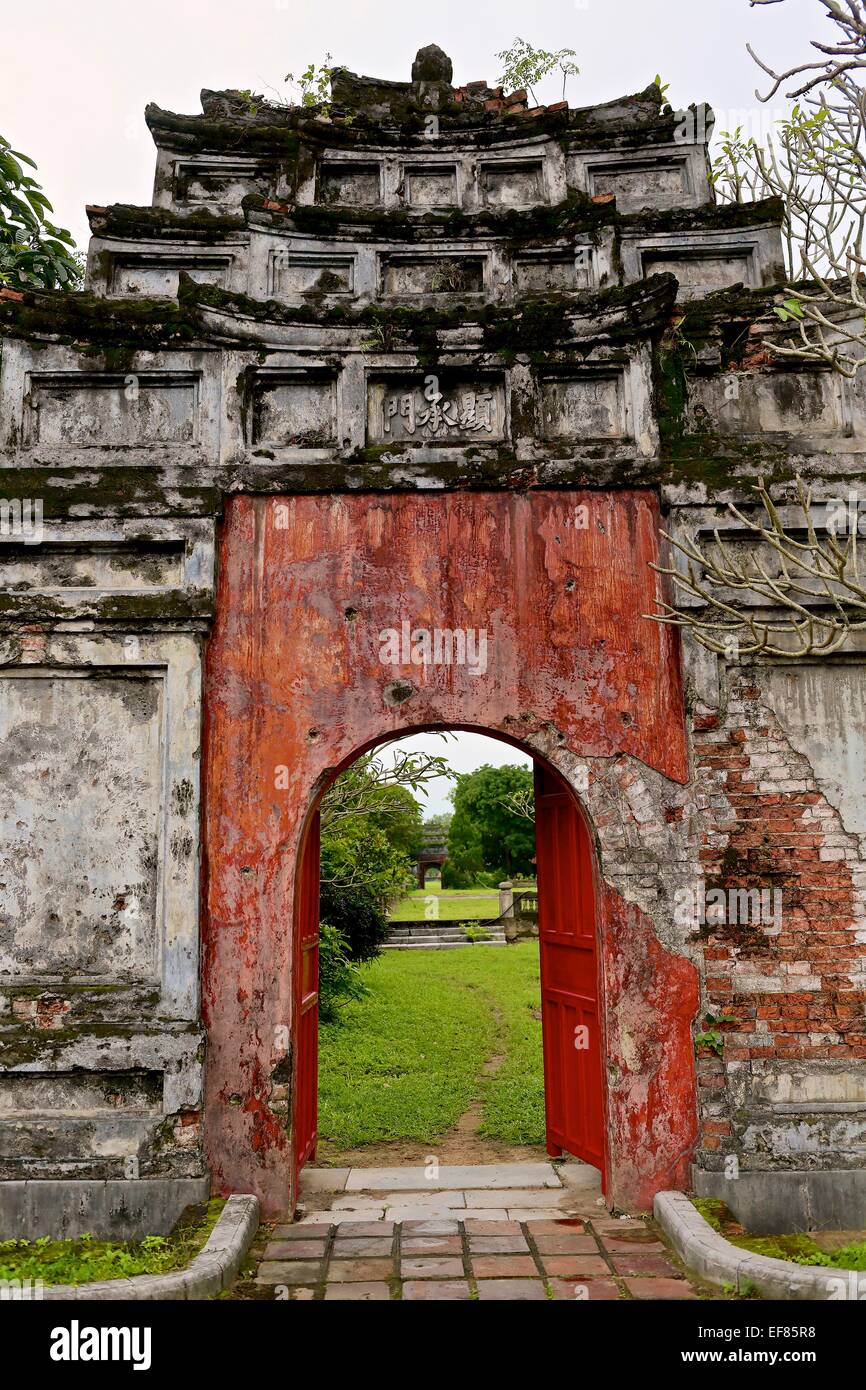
495, 36, 579, 104
285, 53, 335, 111
0, 134, 82, 291
447, 763, 536, 882
774, 296, 806, 322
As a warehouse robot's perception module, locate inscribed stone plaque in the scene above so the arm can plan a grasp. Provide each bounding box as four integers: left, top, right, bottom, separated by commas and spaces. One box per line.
367, 376, 505, 444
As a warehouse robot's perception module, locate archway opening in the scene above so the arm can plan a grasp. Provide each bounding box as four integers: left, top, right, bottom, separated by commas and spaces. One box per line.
291, 725, 608, 1198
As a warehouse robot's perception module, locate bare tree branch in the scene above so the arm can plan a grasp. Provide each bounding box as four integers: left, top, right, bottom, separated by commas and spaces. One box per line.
710, 1, 866, 375
646, 476, 866, 657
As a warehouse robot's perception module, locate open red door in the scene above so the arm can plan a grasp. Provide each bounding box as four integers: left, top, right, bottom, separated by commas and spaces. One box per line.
534, 763, 606, 1181
292, 811, 320, 1186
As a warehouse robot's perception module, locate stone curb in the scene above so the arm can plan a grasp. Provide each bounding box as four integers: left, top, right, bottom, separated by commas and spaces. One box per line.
654, 1190, 863, 1301
38, 1194, 259, 1302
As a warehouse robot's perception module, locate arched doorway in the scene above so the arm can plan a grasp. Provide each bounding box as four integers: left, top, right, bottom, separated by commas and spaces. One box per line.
202, 489, 699, 1218
291, 738, 607, 1195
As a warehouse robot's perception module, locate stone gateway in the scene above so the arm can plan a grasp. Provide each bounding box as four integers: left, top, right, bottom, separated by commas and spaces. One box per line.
0, 48, 863, 1238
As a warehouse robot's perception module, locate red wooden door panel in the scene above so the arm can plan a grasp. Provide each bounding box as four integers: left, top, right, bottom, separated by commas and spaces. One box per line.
293, 811, 320, 1182
534, 763, 606, 1179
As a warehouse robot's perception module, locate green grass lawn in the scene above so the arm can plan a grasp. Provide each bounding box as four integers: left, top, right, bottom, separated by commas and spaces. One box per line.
318, 941, 545, 1150
389, 884, 500, 921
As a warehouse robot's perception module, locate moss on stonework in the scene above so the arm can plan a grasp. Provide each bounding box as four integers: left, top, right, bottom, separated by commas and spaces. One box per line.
256, 188, 618, 244
89, 203, 245, 241
0, 286, 202, 351
189, 272, 676, 361
621, 196, 784, 236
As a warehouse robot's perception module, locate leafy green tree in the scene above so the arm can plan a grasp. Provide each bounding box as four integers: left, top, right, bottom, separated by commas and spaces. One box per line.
318, 745, 453, 962
0, 136, 82, 291
447, 764, 536, 882
317, 923, 369, 1022
496, 37, 579, 105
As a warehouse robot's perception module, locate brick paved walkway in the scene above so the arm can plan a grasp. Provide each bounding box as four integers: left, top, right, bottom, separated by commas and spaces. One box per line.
233, 1162, 702, 1300
243, 1214, 698, 1300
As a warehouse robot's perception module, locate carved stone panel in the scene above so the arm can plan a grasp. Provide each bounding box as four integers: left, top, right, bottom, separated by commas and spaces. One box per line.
404, 164, 458, 206
514, 249, 593, 293
367, 374, 506, 444
270, 252, 354, 297
0, 669, 163, 980
252, 369, 338, 448
111, 255, 232, 296
0, 632, 202, 1019
585, 158, 690, 211
318, 162, 381, 205
23, 372, 199, 449
480, 160, 545, 206
380, 254, 485, 296
689, 370, 849, 436
174, 160, 273, 205
641, 248, 755, 295
539, 371, 629, 441
0, 544, 184, 593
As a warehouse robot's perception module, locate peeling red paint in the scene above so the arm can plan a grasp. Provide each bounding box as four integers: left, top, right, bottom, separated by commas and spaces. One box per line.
600, 884, 700, 1207
203, 489, 692, 1214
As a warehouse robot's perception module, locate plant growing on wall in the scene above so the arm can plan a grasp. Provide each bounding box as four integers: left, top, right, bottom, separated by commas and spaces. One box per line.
710, 0, 866, 376
285, 54, 336, 113
496, 37, 580, 104
0, 135, 82, 291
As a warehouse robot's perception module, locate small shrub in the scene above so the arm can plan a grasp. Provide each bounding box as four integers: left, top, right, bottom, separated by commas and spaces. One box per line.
318, 922, 369, 1023
318, 882, 388, 962
462, 924, 492, 943
441, 861, 475, 889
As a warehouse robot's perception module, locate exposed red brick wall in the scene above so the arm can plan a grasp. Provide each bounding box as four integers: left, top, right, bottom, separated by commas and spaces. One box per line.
692, 671, 866, 1168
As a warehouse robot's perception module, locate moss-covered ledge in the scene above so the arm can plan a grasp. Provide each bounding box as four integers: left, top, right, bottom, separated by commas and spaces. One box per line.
35, 1194, 259, 1302
655, 1191, 864, 1301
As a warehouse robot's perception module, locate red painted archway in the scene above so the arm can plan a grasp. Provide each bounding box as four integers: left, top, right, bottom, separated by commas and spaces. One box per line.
202, 490, 699, 1216
290, 747, 608, 1194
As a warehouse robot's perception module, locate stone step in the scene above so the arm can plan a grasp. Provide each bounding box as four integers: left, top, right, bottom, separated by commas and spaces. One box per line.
382, 938, 506, 950
342, 1162, 564, 1192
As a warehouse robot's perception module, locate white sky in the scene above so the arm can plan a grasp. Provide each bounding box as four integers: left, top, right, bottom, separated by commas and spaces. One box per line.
2, 0, 814, 249
1, 0, 813, 805
379, 730, 532, 818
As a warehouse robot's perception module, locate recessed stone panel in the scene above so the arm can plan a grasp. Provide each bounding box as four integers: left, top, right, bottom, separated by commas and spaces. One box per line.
0, 543, 186, 593
514, 251, 593, 293
539, 372, 628, 441
480, 160, 545, 206
175, 161, 272, 204
404, 165, 457, 206
691, 370, 845, 435
318, 162, 381, 205
0, 1072, 163, 1116
270, 253, 354, 296
587, 160, 688, 211
111, 256, 231, 296
367, 376, 505, 443
252, 371, 337, 447
642, 248, 754, 294
0, 671, 163, 980
24, 373, 199, 448
381, 255, 484, 295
